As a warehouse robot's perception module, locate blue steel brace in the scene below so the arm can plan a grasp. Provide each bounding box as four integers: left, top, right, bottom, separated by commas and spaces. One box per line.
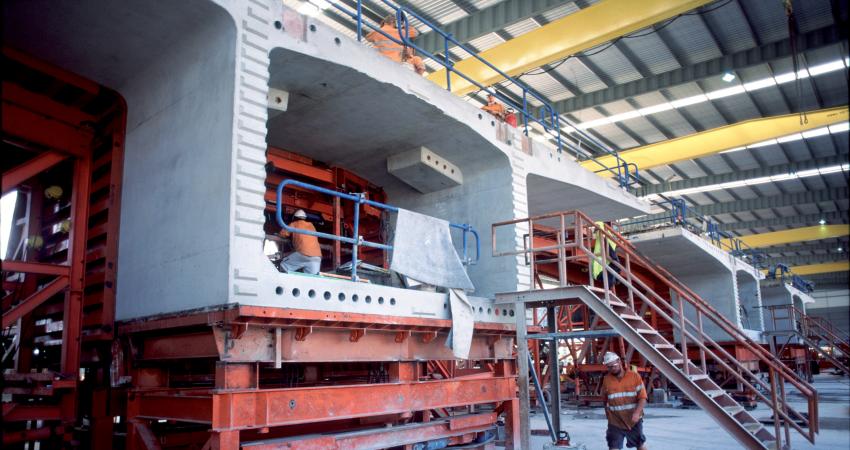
276, 179, 479, 281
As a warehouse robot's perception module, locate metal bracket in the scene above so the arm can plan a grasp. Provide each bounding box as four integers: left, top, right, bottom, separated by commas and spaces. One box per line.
421, 331, 438, 344
295, 326, 312, 342
349, 329, 365, 342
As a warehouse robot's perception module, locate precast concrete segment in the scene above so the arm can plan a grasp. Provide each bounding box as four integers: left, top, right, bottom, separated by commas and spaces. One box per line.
629, 227, 765, 342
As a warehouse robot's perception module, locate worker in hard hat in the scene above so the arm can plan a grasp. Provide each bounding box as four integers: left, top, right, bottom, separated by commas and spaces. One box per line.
279, 209, 322, 275
592, 221, 620, 287
366, 14, 425, 75
481, 94, 507, 120
601, 352, 648, 450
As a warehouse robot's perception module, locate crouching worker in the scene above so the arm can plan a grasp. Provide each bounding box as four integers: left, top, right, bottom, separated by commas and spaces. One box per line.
279, 209, 322, 275
601, 352, 648, 450
366, 15, 425, 75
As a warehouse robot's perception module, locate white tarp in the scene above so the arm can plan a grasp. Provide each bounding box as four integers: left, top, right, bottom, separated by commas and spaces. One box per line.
446, 288, 474, 359
390, 208, 474, 291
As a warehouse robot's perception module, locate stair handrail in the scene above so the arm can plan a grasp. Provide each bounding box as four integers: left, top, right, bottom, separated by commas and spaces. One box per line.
582, 214, 819, 439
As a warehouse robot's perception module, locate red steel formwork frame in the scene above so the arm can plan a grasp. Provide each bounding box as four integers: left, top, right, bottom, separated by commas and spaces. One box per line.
117, 306, 521, 450
2, 47, 126, 448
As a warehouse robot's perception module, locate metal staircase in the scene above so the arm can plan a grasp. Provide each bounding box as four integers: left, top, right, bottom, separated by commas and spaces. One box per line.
766, 304, 850, 376
493, 210, 819, 450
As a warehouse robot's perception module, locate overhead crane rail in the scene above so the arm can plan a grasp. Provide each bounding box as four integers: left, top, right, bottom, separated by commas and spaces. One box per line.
330, 0, 641, 188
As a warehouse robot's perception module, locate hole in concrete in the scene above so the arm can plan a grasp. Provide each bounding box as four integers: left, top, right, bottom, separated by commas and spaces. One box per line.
435, 159, 440, 165
378, 297, 385, 304
451, 169, 454, 173
509, 309, 515, 317
443, 302, 448, 309
426, 155, 431, 160
478, 113, 483, 119
443, 164, 447, 170
274, 20, 282, 30
275, 286, 283, 295
324, 291, 331, 300
292, 288, 300, 297
491, 121, 495, 126
487, 308, 492, 315
338, 292, 346, 302
352, 294, 359, 302
308, 289, 316, 298
390, 298, 396, 305
334, 37, 341, 45
309, 24, 316, 32
365, 296, 372, 304
502, 309, 508, 316
275, 96, 283, 104
478, 307, 483, 313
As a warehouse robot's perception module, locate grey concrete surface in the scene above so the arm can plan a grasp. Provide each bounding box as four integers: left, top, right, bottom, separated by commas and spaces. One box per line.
525, 373, 850, 449
629, 227, 765, 341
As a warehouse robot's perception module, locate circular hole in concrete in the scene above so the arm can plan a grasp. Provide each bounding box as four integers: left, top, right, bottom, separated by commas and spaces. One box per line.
275, 286, 283, 295
478, 113, 483, 119
334, 37, 341, 45
451, 169, 454, 174
444, 302, 448, 309
378, 297, 385, 304
365, 295, 372, 304
308, 289, 316, 298
509, 309, 515, 317
491, 121, 495, 126
487, 308, 492, 315
274, 21, 282, 30
309, 24, 317, 32
426, 155, 431, 160
443, 164, 447, 170
502, 309, 508, 316
292, 288, 300, 297
324, 291, 331, 300
275, 96, 282, 104
390, 298, 396, 305
352, 294, 359, 302
478, 307, 483, 313
338, 292, 346, 301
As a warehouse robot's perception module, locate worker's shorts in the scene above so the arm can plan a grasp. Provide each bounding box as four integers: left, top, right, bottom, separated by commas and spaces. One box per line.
606, 419, 645, 449
281, 252, 321, 275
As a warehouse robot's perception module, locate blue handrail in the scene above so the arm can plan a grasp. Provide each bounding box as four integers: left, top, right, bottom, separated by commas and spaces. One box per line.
276, 179, 480, 281
329, 0, 640, 188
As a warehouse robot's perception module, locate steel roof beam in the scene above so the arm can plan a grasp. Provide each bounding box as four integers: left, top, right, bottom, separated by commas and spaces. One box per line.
417, 0, 574, 55
427, 0, 712, 95
586, 107, 849, 174
761, 241, 849, 256
636, 154, 848, 196
632, 188, 849, 223
714, 212, 849, 232
736, 225, 849, 248
551, 24, 845, 114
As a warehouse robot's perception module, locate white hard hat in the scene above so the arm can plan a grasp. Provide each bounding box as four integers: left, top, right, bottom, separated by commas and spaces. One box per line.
293, 209, 307, 219
603, 352, 620, 365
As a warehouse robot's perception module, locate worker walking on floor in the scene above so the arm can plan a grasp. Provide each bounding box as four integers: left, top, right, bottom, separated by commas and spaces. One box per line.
366, 14, 426, 75
601, 352, 648, 450
279, 209, 322, 275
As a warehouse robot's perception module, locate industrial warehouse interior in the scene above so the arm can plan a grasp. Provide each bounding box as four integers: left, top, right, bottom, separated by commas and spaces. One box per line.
1, 0, 848, 449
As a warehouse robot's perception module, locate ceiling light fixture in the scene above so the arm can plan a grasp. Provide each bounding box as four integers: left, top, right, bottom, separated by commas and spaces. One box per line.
837, 247, 844, 253
819, 219, 827, 225
721, 71, 736, 82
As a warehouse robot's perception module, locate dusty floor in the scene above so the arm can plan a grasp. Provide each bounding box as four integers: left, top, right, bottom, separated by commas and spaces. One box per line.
522, 372, 850, 449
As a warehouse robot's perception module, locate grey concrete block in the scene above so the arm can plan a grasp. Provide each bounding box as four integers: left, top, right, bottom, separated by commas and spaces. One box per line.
387, 147, 463, 193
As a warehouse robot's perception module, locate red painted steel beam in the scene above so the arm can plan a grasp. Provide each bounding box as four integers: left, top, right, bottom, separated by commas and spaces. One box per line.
2, 425, 62, 445
2, 102, 92, 157
0, 260, 71, 276
2, 151, 68, 195
3, 405, 63, 422
266, 153, 334, 184
133, 377, 515, 430
4, 47, 101, 95
2, 275, 68, 328
3, 82, 97, 126
243, 414, 495, 450
129, 420, 164, 450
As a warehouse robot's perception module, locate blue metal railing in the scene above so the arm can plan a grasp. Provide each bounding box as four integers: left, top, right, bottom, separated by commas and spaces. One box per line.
618, 197, 814, 289
328, 0, 640, 188
275, 179, 480, 281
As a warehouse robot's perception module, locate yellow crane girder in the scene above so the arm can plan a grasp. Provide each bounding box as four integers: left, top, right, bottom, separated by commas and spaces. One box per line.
427, 0, 712, 96
767, 261, 850, 276
585, 106, 849, 175
734, 225, 849, 248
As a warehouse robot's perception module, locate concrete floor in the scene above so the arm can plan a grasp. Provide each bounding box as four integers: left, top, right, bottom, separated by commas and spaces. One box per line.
523, 373, 850, 449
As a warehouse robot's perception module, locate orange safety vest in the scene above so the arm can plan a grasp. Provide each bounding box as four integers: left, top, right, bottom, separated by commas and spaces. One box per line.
280, 220, 322, 257
366, 24, 418, 62
601, 370, 647, 430
481, 102, 506, 118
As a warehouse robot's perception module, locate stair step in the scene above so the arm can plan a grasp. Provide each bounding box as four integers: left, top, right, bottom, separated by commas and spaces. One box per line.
636, 328, 659, 335
723, 406, 745, 416
705, 389, 726, 398
762, 440, 778, 450
653, 344, 675, 350
741, 422, 763, 433
607, 299, 627, 307
669, 359, 684, 365
687, 374, 709, 381
619, 314, 641, 321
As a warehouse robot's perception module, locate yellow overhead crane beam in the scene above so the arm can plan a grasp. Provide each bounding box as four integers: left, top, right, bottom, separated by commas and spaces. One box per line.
763, 261, 850, 276
735, 225, 849, 248
585, 106, 849, 175
427, 0, 712, 95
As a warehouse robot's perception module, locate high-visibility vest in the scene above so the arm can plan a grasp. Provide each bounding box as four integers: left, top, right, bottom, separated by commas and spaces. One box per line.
591, 222, 617, 279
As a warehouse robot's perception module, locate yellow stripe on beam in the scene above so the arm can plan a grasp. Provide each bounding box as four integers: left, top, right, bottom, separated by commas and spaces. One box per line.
583, 107, 849, 175
427, 0, 711, 96
765, 261, 850, 276
735, 225, 849, 248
